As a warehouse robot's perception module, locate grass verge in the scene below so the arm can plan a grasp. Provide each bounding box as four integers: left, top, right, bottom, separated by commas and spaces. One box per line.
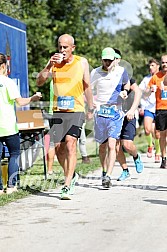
0, 155, 100, 207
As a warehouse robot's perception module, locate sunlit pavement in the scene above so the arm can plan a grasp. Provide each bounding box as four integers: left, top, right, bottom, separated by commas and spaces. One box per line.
0, 153, 167, 252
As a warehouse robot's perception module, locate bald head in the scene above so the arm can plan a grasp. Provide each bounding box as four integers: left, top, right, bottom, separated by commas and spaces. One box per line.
57, 34, 75, 62
58, 34, 75, 46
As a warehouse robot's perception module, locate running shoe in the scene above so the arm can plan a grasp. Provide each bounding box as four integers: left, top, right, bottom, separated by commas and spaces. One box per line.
117, 170, 131, 181
160, 159, 167, 169
0, 190, 4, 195
47, 171, 56, 179
134, 154, 144, 173
102, 176, 111, 188
6, 186, 18, 194
82, 156, 91, 164
147, 146, 153, 158
61, 186, 71, 200
69, 173, 79, 195
155, 154, 161, 163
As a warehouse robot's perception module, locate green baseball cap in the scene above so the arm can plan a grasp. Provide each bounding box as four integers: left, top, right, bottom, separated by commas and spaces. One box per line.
114, 48, 122, 59
114, 53, 121, 59
101, 47, 116, 60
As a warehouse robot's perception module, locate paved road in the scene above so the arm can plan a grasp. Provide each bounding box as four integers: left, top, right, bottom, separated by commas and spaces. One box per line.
0, 153, 167, 252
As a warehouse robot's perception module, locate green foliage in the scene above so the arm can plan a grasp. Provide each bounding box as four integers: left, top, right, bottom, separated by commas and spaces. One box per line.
107, 0, 167, 83
2, 0, 167, 94
131, 0, 167, 59
0, 0, 20, 19
1, 0, 123, 102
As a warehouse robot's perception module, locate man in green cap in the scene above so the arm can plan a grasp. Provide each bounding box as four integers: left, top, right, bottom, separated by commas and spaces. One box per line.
91, 47, 130, 188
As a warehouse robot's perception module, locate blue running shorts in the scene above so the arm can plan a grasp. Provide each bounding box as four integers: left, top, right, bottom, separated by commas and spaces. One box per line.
94, 110, 124, 144
144, 110, 155, 120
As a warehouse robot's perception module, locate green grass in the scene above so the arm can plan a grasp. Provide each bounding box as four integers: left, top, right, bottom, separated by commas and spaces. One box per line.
134, 133, 148, 153
0, 153, 100, 206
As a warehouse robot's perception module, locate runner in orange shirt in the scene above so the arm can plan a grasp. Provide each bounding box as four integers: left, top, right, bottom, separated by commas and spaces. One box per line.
146, 54, 167, 168
37, 34, 94, 199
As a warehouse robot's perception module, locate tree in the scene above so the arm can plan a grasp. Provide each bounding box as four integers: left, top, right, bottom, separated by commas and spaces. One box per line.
131, 0, 167, 57
1, 0, 124, 104
1, 0, 55, 103
0, 0, 20, 19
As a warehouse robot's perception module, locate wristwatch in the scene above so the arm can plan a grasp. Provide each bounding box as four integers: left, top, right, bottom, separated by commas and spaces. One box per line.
88, 108, 94, 113
124, 88, 129, 94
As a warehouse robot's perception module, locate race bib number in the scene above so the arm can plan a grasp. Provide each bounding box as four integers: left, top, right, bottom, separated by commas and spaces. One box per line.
161, 90, 167, 100
97, 105, 116, 117
57, 96, 74, 109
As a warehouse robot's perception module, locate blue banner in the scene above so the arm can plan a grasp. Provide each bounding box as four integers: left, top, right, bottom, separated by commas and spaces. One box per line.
0, 13, 29, 99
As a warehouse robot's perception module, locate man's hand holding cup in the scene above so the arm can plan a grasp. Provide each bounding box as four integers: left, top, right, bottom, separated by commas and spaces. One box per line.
51, 53, 63, 64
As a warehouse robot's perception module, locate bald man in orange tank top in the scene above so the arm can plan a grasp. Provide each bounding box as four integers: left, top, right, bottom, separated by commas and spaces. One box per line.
37, 34, 94, 199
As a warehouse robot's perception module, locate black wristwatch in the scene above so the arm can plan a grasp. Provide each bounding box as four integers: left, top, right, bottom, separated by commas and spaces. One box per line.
124, 89, 129, 94
88, 108, 94, 113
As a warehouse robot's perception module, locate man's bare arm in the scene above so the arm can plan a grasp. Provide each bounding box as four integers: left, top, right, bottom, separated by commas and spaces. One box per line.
81, 57, 94, 110
126, 83, 142, 120
36, 67, 51, 87
36, 54, 58, 86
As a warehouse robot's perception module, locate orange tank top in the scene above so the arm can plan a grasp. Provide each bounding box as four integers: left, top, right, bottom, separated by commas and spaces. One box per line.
148, 71, 167, 110
52, 55, 84, 112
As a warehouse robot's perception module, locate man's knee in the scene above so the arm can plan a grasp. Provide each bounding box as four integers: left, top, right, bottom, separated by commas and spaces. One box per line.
122, 140, 133, 152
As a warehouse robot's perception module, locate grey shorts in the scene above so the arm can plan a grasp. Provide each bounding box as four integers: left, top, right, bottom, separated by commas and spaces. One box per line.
48, 112, 85, 143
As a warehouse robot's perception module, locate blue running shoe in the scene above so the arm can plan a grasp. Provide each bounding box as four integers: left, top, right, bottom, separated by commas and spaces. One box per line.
134, 154, 144, 173
117, 170, 130, 181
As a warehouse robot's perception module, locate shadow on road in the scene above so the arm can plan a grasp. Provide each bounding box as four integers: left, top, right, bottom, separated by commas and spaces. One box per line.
144, 199, 167, 205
